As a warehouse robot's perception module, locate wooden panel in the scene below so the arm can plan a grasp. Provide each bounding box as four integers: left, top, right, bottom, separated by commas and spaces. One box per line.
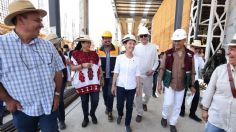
151, 0, 191, 52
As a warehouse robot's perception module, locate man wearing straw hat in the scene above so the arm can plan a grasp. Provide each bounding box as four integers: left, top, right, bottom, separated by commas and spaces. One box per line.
180, 40, 205, 122
46, 34, 68, 130
0, 1, 65, 131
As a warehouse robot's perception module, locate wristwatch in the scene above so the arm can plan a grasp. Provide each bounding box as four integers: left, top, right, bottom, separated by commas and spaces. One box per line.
55, 92, 60, 96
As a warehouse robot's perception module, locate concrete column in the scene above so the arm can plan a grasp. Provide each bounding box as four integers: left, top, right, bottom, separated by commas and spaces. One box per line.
224, 0, 236, 46
48, 0, 61, 37
174, 0, 183, 30
79, 0, 89, 35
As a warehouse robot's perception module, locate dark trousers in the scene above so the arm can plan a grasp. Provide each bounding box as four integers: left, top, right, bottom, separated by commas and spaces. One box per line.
80, 92, 99, 119
116, 87, 136, 126
102, 78, 114, 112
58, 77, 66, 122
0, 101, 4, 125
12, 110, 58, 132
152, 72, 158, 95
181, 80, 200, 115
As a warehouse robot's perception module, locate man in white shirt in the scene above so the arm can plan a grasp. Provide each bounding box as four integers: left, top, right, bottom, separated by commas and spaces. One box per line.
133, 26, 159, 122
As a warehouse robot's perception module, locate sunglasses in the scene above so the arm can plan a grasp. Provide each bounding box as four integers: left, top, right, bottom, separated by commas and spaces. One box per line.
139, 34, 148, 38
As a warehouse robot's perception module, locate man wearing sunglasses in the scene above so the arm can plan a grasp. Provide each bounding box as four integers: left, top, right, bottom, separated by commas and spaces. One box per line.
133, 26, 159, 123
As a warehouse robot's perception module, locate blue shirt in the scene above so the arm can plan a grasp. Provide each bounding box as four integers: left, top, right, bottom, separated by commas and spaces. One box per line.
105, 49, 110, 78
0, 31, 65, 116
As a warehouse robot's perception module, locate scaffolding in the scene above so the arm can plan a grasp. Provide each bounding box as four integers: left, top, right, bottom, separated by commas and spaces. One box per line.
188, 0, 230, 61
0, 0, 10, 23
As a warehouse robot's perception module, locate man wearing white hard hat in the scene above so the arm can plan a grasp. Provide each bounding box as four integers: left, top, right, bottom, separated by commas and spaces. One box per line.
180, 40, 205, 122
0, 1, 65, 131
133, 26, 159, 123
201, 34, 236, 132
157, 29, 196, 132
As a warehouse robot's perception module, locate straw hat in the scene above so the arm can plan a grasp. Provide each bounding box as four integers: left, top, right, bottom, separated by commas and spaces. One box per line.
45, 33, 62, 44
191, 40, 206, 48
74, 35, 91, 42
4, 0, 47, 26
228, 33, 236, 46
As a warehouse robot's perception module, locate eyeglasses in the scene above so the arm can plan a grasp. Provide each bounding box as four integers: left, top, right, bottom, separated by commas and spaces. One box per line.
20, 44, 52, 70
139, 34, 148, 38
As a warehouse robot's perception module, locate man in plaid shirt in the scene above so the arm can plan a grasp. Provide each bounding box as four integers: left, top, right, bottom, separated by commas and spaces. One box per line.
0, 1, 65, 131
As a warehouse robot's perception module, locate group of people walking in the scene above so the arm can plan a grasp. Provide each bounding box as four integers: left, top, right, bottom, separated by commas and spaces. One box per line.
0, 0, 236, 132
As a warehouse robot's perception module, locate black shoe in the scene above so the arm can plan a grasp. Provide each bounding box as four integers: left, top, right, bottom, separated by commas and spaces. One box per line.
189, 114, 202, 122
135, 115, 142, 123
117, 116, 122, 124
59, 121, 66, 130
108, 112, 113, 122
91, 115, 98, 124
161, 118, 167, 127
143, 104, 147, 111
81, 118, 89, 128
152, 93, 157, 98
170, 125, 177, 132
105, 108, 108, 115
125, 125, 132, 132
179, 111, 185, 117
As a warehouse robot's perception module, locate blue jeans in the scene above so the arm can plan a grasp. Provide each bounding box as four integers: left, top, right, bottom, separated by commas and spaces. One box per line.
0, 101, 4, 125
102, 78, 114, 112
205, 122, 226, 132
80, 92, 99, 119
116, 87, 136, 126
12, 110, 58, 132
58, 77, 66, 122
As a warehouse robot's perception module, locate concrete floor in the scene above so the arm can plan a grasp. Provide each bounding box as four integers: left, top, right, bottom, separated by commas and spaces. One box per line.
61, 91, 205, 132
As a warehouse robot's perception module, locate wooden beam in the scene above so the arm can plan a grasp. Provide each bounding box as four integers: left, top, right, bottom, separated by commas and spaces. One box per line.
115, 1, 162, 5
131, 17, 142, 36
119, 18, 128, 37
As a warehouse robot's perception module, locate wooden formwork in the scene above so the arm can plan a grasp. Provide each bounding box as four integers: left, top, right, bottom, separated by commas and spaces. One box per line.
151, 0, 191, 52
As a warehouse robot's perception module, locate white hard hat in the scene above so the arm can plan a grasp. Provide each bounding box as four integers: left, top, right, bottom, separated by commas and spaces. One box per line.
171, 29, 187, 40
122, 34, 136, 44
138, 26, 150, 36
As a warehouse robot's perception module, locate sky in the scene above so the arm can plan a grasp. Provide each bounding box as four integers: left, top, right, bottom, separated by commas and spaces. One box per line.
27, 0, 120, 47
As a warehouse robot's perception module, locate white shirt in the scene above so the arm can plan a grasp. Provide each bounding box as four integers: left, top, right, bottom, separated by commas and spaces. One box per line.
194, 54, 205, 79
114, 54, 140, 90
201, 64, 236, 131
133, 43, 159, 77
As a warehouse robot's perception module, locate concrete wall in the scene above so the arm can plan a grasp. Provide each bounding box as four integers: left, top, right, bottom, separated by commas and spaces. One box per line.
223, 0, 236, 46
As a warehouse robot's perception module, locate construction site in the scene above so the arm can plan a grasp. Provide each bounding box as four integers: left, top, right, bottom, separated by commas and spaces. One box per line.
0, 0, 236, 132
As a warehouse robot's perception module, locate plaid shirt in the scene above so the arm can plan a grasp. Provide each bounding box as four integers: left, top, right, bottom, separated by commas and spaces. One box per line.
0, 31, 65, 116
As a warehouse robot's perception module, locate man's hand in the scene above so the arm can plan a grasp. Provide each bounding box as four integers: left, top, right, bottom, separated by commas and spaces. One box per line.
111, 85, 116, 96
202, 110, 208, 122
52, 95, 60, 112
136, 87, 142, 96
5, 98, 22, 113
157, 83, 162, 94
146, 70, 154, 76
